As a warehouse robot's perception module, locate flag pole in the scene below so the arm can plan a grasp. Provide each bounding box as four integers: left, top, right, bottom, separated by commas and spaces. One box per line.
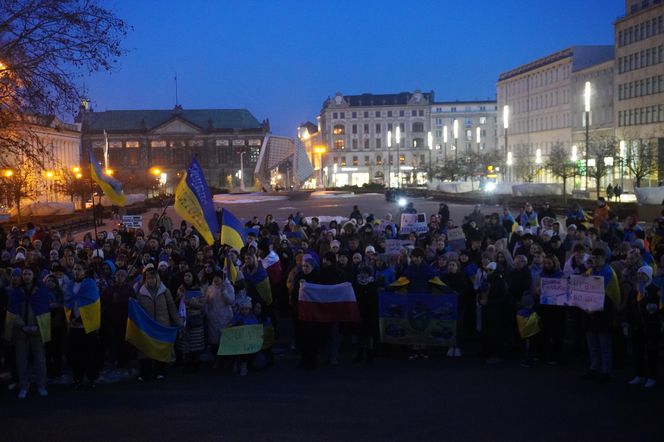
89, 176, 99, 243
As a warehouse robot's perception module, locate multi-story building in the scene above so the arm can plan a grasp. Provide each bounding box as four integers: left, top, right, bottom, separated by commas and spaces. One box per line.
319, 91, 433, 187
430, 100, 498, 164
78, 104, 269, 191
497, 46, 614, 181
615, 0, 664, 181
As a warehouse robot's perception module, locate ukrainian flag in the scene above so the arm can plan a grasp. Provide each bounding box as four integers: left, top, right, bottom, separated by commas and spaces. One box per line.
516, 308, 541, 338
174, 158, 219, 246
5, 286, 52, 343
89, 149, 126, 206
245, 262, 273, 305
64, 278, 101, 334
225, 256, 238, 283
126, 298, 179, 362
220, 208, 246, 251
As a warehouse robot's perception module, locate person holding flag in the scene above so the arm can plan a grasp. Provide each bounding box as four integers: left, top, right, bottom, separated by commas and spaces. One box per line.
6, 267, 51, 399
64, 262, 102, 390
174, 158, 219, 246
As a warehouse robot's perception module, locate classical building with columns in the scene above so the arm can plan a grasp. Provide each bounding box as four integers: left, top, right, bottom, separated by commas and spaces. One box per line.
318, 91, 433, 187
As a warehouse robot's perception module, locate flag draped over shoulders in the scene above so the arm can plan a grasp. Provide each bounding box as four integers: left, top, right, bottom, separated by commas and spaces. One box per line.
89, 149, 126, 206
298, 281, 360, 323
245, 262, 272, 306
126, 298, 179, 362
64, 278, 101, 334
174, 158, 219, 246
5, 286, 52, 343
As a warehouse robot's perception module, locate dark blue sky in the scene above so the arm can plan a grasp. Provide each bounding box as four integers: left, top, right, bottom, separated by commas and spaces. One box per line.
87, 0, 624, 135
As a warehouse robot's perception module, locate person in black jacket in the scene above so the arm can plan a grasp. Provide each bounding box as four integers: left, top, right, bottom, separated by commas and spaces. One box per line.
442, 260, 474, 356
626, 266, 661, 388
479, 262, 511, 364
352, 266, 378, 364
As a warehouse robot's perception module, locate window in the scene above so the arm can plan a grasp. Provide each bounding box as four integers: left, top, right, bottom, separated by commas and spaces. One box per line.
127, 148, 139, 166
479, 117, 486, 124
352, 112, 357, 118
388, 154, 393, 165
334, 139, 345, 150
108, 141, 122, 148
352, 124, 358, 134
375, 111, 381, 117
466, 130, 472, 141
364, 139, 370, 149
216, 139, 229, 146
388, 123, 393, 131
376, 155, 383, 165
376, 139, 381, 149
412, 122, 424, 133
352, 139, 358, 149
352, 156, 358, 166
399, 155, 405, 165
151, 140, 167, 147
413, 138, 424, 148
333, 124, 345, 135
399, 110, 404, 117
189, 140, 204, 147
340, 112, 345, 119
420, 154, 426, 165
451, 107, 456, 112
464, 118, 472, 127
333, 112, 338, 119
363, 124, 369, 134
388, 111, 393, 117
411, 110, 417, 117
399, 123, 405, 133
126, 141, 140, 148
341, 157, 347, 166
364, 156, 370, 166
364, 112, 369, 118
375, 124, 381, 133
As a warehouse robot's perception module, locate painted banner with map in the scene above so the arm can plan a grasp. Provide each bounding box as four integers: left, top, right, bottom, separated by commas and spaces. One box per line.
379, 291, 458, 346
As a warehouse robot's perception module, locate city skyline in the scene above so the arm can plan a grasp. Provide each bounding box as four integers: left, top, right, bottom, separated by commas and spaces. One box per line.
85, 0, 623, 136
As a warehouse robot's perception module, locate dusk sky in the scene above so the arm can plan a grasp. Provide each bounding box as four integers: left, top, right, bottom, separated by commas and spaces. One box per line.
86, 0, 624, 135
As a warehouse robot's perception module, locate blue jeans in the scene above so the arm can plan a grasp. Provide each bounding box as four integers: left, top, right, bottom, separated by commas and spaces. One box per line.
586, 331, 612, 374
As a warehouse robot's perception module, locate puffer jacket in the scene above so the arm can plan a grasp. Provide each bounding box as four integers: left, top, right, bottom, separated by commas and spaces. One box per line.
137, 282, 181, 327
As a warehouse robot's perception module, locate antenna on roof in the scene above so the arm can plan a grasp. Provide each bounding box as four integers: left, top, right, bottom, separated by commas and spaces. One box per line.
174, 72, 179, 106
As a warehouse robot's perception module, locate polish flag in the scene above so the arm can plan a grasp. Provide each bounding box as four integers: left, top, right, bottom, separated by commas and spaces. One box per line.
298, 281, 361, 323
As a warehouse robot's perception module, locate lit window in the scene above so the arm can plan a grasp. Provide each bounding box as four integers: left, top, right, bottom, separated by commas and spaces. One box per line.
333, 124, 345, 135
334, 139, 345, 150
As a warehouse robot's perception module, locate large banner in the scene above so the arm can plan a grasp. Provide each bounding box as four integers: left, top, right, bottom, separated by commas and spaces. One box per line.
400, 213, 428, 235
540, 275, 605, 311
379, 292, 458, 346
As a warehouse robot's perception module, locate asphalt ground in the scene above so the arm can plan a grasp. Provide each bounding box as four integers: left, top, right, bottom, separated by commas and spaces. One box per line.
2, 340, 662, 442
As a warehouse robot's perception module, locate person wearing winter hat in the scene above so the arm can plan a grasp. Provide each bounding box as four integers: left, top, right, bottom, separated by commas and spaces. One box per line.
480, 261, 511, 364
230, 295, 259, 376
626, 265, 661, 388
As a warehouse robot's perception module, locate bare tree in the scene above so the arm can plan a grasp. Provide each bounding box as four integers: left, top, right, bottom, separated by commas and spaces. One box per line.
514, 155, 543, 183
0, 0, 129, 164
625, 137, 658, 188
588, 135, 617, 199
0, 154, 41, 223
546, 143, 577, 204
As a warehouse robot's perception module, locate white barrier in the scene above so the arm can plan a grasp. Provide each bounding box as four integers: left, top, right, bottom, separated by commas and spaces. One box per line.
512, 183, 566, 196
634, 187, 664, 205
11, 202, 75, 216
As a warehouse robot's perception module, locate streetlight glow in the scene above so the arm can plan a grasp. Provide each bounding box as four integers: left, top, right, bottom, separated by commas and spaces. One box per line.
387, 130, 392, 148
503, 105, 509, 129
507, 151, 513, 166
4, 170, 14, 177
476, 127, 481, 144
443, 125, 448, 143
150, 167, 161, 176
584, 81, 591, 113
396, 126, 401, 144
105, 169, 114, 176
535, 148, 542, 164
427, 131, 433, 150
71, 166, 81, 174
619, 140, 626, 158
571, 145, 578, 162
453, 119, 459, 139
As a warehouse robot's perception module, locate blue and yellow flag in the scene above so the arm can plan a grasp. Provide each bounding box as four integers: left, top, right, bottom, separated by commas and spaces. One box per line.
516, 308, 541, 338
225, 256, 238, 283
64, 278, 101, 334
89, 149, 126, 206
5, 286, 52, 343
126, 298, 179, 362
245, 262, 272, 305
220, 208, 246, 251
174, 158, 219, 246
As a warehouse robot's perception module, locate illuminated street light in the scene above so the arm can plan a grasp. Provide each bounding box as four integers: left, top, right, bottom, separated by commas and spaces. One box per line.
72, 166, 81, 174
150, 167, 161, 176
571, 145, 578, 162
4, 170, 13, 177
584, 81, 591, 191
427, 131, 433, 181
453, 119, 459, 161
105, 169, 114, 176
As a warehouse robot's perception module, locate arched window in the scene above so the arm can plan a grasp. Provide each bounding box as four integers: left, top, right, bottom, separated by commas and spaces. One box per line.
412, 122, 424, 133
333, 124, 345, 135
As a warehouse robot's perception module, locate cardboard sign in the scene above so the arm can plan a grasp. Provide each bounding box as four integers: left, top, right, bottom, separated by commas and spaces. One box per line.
446, 227, 466, 250
122, 215, 143, 228
539, 275, 605, 312
217, 324, 264, 356
540, 277, 569, 306
400, 213, 428, 235
385, 239, 414, 255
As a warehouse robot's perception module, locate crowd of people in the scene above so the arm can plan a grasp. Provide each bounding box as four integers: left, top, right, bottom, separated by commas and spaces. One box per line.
1, 196, 663, 400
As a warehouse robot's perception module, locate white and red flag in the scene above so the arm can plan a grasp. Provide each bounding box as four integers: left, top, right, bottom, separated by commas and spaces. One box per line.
298, 281, 360, 323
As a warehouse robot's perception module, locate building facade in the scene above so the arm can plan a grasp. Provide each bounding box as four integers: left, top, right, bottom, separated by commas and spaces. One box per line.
614, 0, 664, 181
497, 46, 614, 182
430, 100, 498, 164
78, 105, 269, 192
319, 91, 433, 187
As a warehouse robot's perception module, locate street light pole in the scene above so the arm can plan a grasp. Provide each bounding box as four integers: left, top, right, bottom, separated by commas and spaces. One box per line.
619, 140, 626, 190
443, 125, 448, 163
239, 151, 246, 192
453, 119, 459, 162
427, 131, 433, 183
396, 126, 401, 189
387, 130, 392, 188
503, 105, 509, 182
584, 81, 591, 193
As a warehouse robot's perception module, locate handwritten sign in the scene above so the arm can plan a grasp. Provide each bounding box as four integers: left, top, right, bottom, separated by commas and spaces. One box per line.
569, 275, 605, 312
539, 275, 605, 311
540, 277, 569, 306
400, 213, 428, 235
217, 324, 264, 356
122, 215, 143, 228
385, 239, 414, 255
446, 227, 466, 250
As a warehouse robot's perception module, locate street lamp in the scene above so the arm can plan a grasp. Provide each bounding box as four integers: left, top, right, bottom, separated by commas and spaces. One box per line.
443, 125, 448, 162
476, 126, 481, 155
150, 167, 161, 176
453, 119, 459, 161
619, 140, 626, 190
387, 129, 392, 188
238, 151, 246, 191
313, 145, 327, 188
427, 131, 433, 182
584, 81, 591, 192
396, 125, 401, 188
503, 105, 509, 181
